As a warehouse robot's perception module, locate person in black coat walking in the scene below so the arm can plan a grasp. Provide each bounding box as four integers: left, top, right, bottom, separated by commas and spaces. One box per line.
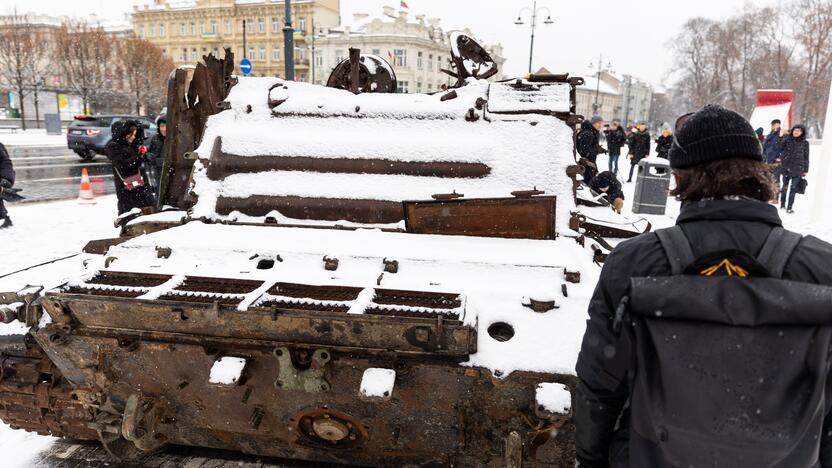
145, 114, 167, 203
655, 124, 673, 159
778, 124, 810, 213
107, 120, 154, 215
626, 121, 651, 182
577, 116, 607, 183
588, 170, 624, 213
604, 121, 627, 175
0, 142, 15, 229
575, 106, 832, 468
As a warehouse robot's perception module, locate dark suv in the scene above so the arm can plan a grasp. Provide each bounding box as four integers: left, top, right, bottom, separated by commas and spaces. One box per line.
67, 115, 158, 161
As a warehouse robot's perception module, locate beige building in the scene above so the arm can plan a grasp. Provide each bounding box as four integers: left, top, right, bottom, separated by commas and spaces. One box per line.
131, 0, 341, 81
573, 70, 653, 124
312, 7, 506, 92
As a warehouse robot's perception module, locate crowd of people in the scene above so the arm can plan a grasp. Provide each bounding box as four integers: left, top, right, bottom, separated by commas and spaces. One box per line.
576, 113, 813, 215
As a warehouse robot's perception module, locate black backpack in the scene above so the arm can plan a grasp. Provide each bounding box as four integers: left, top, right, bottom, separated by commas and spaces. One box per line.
617, 225, 832, 467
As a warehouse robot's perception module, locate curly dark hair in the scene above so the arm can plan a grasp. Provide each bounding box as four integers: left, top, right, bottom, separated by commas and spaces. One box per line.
670, 158, 778, 202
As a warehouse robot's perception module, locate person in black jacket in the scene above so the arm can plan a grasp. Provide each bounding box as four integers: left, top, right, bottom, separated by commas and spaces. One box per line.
588, 170, 624, 213
577, 116, 606, 183
655, 124, 673, 159
575, 105, 832, 468
145, 114, 167, 203
778, 124, 810, 213
626, 121, 651, 182
604, 121, 627, 175
0, 142, 15, 229
106, 120, 153, 215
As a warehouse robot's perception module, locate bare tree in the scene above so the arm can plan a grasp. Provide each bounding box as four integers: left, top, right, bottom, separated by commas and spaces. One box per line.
54, 21, 112, 114
116, 36, 175, 115
791, 0, 832, 132
0, 12, 51, 130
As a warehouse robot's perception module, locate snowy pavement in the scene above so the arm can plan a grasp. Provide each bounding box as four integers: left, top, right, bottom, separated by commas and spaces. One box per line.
0, 144, 830, 465
0, 129, 67, 148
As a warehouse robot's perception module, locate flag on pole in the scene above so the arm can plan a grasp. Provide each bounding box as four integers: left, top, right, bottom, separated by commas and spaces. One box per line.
400, 1, 409, 9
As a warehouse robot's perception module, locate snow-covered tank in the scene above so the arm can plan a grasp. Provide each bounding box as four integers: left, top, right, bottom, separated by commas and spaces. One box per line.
0, 42, 643, 466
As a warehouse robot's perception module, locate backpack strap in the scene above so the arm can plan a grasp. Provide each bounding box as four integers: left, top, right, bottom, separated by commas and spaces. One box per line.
656, 226, 695, 275
756, 227, 803, 278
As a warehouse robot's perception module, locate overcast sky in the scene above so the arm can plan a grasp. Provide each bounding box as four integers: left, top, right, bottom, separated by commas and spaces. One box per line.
2, 0, 777, 84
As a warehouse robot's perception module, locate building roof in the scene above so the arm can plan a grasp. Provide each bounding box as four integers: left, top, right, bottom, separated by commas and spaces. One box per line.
578, 76, 619, 96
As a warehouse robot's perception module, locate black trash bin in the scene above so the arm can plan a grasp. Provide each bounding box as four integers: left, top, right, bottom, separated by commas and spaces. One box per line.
632, 158, 671, 215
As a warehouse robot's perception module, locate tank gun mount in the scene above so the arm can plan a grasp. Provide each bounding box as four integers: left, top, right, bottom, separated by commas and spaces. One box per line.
326, 49, 398, 94
444, 32, 499, 87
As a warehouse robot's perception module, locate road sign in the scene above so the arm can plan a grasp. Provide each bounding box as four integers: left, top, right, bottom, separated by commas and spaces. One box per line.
240, 58, 252, 75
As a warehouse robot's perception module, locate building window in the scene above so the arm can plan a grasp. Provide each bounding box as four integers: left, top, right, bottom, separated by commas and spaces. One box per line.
149, 24, 155, 37
191, 48, 197, 61
258, 18, 265, 33
272, 17, 280, 32
200, 22, 206, 34
394, 49, 406, 67
417, 51, 423, 70
315, 52, 323, 66
212, 47, 219, 57
225, 19, 231, 33
138, 26, 144, 38
437, 55, 442, 69
417, 81, 422, 93
428, 53, 434, 71
295, 47, 306, 62
248, 47, 255, 60
335, 49, 345, 63
259, 47, 266, 61
201, 47, 207, 58
428, 83, 433, 92
180, 23, 186, 36
210, 20, 217, 33
371, 48, 380, 56
247, 18, 254, 33
159, 23, 165, 37
273, 47, 280, 61
298, 16, 306, 32
397, 80, 409, 94
191, 22, 196, 36
180, 48, 187, 61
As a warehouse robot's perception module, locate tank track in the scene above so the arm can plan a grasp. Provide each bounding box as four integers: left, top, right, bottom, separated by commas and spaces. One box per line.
0, 336, 99, 440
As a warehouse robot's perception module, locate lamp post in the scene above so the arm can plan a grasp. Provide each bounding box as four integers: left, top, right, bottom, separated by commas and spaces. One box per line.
514, 1, 553, 75
283, 0, 295, 81
589, 54, 612, 116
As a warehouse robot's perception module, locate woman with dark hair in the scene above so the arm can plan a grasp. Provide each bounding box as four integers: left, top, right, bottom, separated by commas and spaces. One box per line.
777, 124, 810, 213
106, 120, 153, 215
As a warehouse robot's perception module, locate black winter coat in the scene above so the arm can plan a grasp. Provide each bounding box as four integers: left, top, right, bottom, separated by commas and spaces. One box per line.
604, 127, 627, 156
0, 142, 14, 217
655, 135, 672, 159
627, 130, 651, 162
588, 171, 624, 202
147, 133, 165, 172
107, 121, 153, 214
778, 125, 810, 177
575, 198, 832, 468
577, 121, 602, 163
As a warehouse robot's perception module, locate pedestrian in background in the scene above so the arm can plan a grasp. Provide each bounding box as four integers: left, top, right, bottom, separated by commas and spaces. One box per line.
763, 119, 784, 192
107, 120, 154, 215
604, 120, 627, 175
778, 124, 810, 213
146, 114, 167, 204
655, 124, 673, 159
577, 116, 607, 184
755, 127, 765, 143
626, 121, 651, 182
0, 142, 16, 229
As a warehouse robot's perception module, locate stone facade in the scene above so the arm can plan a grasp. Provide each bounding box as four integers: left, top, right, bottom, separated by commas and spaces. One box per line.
573, 71, 653, 124
312, 7, 505, 92
132, 0, 341, 81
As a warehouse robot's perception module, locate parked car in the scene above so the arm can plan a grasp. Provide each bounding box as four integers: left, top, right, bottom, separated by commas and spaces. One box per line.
67, 114, 158, 161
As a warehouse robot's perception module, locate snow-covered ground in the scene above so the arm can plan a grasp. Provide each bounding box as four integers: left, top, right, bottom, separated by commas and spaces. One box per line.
0, 129, 67, 147
0, 143, 828, 465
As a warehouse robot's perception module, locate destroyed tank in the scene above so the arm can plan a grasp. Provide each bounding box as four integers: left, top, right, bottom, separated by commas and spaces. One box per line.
0, 36, 650, 467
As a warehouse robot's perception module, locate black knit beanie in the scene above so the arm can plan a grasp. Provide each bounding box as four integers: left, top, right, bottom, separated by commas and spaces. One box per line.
668, 105, 763, 169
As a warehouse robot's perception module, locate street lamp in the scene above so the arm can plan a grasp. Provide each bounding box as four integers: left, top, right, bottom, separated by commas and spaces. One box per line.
588, 54, 613, 116
514, 1, 554, 75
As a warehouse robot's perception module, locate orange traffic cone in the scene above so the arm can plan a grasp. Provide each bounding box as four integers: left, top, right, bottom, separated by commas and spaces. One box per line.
77, 168, 96, 205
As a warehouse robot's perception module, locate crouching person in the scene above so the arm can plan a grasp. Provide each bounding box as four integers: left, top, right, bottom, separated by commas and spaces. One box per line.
588, 170, 624, 213
575, 105, 832, 468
